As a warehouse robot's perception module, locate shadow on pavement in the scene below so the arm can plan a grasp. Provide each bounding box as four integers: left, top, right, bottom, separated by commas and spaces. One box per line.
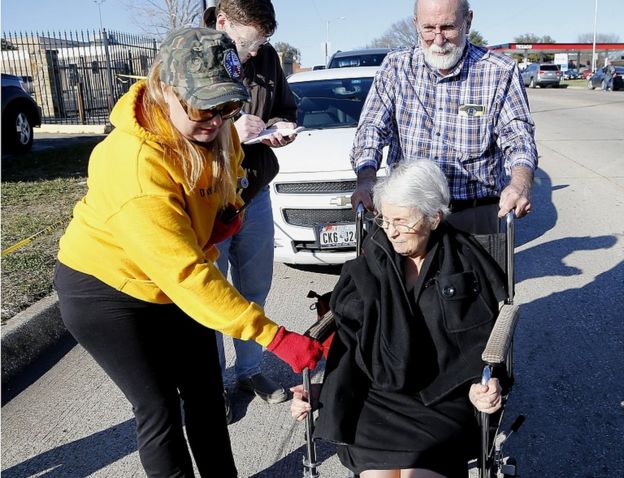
251, 440, 337, 478
515, 167, 558, 248
1, 418, 136, 478
1, 334, 77, 406
505, 260, 624, 476
515, 234, 618, 284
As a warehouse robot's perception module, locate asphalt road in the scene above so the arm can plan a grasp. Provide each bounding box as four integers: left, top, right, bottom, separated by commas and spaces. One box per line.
2, 87, 623, 478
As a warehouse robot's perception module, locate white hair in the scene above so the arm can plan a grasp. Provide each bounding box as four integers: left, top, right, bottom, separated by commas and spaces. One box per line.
373, 160, 451, 221
413, 0, 471, 19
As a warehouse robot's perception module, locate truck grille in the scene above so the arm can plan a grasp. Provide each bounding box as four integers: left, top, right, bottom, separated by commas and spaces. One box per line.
275, 180, 356, 194
282, 208, 355, 227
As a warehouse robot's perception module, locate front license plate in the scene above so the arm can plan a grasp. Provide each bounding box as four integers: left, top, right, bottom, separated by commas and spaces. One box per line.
317, 223, 356, 249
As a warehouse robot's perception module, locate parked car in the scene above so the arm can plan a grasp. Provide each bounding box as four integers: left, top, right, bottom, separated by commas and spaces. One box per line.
327, 48, 391, 69
1, 73, 42, 153
562, 68, 579, 80
270, 66, 384, 265
587, 66, 624, 91
520, 63, 562, 88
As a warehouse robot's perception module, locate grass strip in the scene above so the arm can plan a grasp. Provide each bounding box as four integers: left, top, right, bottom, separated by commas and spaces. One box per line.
1, 137, 103, 321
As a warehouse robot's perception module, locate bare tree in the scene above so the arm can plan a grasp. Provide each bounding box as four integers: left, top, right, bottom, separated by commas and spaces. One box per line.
365, 18, 418, 48
366, 18, 488, 49
577, 32, 620, 43
122, 0, 204, 39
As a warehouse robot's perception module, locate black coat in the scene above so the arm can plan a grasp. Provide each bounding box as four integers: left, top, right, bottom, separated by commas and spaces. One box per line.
314, 223, 507, 444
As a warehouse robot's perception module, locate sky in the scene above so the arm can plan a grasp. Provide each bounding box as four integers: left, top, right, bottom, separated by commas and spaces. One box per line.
2, 0, 623, 67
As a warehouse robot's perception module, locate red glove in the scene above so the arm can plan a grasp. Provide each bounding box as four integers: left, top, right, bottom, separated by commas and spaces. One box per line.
267, 326, 324, 373
209, 207, 243, 244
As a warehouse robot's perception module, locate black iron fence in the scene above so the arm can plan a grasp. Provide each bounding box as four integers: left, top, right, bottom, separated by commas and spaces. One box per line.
2, 29, 158, 125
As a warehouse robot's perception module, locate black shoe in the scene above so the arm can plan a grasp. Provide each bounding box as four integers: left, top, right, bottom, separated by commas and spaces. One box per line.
223, 390, 233, 425
237, 373, 288, 404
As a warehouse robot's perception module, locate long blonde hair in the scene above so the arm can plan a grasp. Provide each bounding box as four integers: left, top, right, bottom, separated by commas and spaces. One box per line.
140, 60, 237, 206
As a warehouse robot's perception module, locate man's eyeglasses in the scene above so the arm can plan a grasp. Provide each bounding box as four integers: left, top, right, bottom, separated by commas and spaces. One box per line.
373, 214, 425, 234
177, 96, 242, 123
228, 21, 270, 51
418, 24, 463, 41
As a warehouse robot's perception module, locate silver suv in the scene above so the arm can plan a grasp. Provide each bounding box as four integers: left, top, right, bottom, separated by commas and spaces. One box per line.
521, 63, 562, 88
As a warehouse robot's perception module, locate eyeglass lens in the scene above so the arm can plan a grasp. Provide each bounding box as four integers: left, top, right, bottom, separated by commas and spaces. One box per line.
182, 100, 242, 122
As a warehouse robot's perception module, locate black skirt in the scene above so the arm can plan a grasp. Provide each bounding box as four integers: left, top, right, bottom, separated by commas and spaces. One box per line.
335, 384, 478, 477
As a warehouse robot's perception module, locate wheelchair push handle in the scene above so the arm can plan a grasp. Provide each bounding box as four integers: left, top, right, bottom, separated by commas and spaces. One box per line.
355, 202, 365, 258
501, 211, 515, 304
481, 365, 491, 386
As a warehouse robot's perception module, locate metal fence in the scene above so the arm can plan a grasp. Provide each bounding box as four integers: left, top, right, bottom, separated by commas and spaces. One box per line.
2, 29, 158, 125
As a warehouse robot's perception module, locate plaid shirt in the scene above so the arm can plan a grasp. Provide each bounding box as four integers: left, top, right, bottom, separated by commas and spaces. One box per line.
350, 43, 538, 201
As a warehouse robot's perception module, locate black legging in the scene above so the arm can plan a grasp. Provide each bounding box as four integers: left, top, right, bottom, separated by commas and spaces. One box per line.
54, 262, 237, 477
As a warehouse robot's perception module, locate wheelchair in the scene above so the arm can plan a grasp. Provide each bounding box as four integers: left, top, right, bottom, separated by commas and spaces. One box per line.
301, 210, 524, 478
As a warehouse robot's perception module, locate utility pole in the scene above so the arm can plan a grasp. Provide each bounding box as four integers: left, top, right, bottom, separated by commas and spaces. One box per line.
591, 0, 598, 71
94, 0, 106, 32
324, 17, 346, 66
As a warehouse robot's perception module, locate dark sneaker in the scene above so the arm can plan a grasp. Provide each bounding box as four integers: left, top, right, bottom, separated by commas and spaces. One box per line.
237, 373, 288, 404
223, 390, 233, 425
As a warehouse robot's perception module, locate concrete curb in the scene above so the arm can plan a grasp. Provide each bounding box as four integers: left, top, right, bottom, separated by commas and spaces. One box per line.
39, 124, 112, 134
1, 293, 67, 384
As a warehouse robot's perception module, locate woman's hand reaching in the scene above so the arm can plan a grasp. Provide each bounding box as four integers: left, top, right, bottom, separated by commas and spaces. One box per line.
469, 377, 503, 414
266, 326, 324, 373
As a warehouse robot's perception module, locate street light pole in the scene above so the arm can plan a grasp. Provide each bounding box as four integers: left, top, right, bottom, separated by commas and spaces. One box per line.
325, 20, 330, 66
591, 0, 598, 71
94, 0, 106, 32
325, 16, 346, 66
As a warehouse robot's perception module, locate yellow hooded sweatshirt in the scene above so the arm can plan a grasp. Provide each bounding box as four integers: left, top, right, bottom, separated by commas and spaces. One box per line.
58, 81, 279, 347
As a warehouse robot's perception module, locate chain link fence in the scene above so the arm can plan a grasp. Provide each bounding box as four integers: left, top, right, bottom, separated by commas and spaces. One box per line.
2, 29, 158, 125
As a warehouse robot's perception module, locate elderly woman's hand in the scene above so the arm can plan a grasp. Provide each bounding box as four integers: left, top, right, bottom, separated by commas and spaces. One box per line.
290, 383, 321, 421
469, 378, 503, 414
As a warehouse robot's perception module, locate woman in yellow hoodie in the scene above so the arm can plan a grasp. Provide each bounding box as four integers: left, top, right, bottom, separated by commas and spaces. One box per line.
54, 27, 323, 478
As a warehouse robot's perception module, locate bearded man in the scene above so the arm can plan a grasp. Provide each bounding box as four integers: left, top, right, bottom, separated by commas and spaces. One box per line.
350, 0, 538, 234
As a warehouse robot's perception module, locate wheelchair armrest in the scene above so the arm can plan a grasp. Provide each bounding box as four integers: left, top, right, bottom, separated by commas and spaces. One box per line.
481, 304, 520, 364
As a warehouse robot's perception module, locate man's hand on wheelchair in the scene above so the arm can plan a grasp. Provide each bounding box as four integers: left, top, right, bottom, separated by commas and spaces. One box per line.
499, 167, 533, 218
469, 378, 503, 414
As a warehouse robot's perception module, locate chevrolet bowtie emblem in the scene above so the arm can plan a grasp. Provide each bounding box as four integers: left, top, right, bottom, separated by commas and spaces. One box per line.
329, 196, 351, 207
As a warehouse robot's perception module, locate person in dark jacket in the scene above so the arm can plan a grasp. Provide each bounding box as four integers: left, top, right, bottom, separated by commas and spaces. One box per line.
291, 160, 507, 478
204, 0, 299, 418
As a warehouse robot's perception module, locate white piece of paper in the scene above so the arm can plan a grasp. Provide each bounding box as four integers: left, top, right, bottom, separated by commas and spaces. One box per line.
243, 126, 305, 145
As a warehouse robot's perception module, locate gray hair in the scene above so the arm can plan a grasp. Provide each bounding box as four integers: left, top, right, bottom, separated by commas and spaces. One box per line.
372, 160, 451, 221
413, 0, 471, 19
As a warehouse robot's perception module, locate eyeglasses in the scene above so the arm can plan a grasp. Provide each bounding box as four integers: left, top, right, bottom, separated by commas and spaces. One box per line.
228, 21, 270, 52
177, 96, 242, 123
373, 214, 425, 234
418, 23, 464, 41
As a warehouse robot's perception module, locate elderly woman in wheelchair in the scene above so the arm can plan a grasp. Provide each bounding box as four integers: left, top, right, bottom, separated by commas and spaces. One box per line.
291, 160, 508, 478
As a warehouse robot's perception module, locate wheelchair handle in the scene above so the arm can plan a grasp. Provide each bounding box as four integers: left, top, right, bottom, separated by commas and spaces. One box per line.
504, 211, 515, 304
481, 365, 492, 386
355, 202, 365, 258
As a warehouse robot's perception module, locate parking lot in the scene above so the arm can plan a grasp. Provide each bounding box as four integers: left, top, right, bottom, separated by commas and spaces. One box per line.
1, 87, 623, 477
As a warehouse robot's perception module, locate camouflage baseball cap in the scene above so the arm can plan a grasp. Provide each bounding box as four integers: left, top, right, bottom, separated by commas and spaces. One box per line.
159, 27, 249, 110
